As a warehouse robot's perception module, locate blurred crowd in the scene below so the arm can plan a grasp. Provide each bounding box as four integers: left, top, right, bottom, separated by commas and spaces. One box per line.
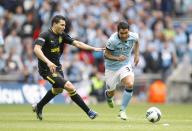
0, 0, 192, 85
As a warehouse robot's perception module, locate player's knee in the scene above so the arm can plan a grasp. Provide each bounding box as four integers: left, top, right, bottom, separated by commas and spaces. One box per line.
64, 81, 75, 92
125, 81, 134, 89
51, 88, 63, 95
108, 90, 115, 97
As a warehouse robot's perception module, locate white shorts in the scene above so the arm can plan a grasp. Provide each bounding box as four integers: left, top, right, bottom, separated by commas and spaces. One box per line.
105, 65, 134, 91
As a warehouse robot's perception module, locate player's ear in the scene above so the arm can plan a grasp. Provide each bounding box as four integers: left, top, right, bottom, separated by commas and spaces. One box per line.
52, 22, 57, 27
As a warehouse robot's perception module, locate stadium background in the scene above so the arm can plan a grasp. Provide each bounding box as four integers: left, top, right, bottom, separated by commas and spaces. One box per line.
0, 0, 192, 104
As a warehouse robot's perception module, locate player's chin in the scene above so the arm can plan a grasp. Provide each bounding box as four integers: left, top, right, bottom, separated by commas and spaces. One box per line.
60, 30, 64, 34
121, 38, 127, 42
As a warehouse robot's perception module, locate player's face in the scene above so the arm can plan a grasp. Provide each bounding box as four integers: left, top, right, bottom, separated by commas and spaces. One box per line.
118, 29, 129, 42
55, 20, 66, 34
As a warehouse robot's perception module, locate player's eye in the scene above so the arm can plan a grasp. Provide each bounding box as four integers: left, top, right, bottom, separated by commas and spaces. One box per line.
120, 32, 128, 35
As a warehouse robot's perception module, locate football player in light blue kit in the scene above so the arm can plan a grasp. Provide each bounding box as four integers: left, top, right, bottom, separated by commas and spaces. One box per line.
104, 21, 139, 120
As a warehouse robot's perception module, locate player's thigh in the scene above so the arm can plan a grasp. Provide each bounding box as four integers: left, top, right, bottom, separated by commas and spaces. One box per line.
119, 65, 134, 88
105, 69, 119, 91
45, 72, 67, 88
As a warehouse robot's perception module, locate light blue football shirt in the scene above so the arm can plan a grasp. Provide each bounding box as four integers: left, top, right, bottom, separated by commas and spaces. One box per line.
105, 32, 139, 71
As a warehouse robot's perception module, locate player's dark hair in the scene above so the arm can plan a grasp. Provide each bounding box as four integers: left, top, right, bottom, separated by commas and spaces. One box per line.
51, 15, 66, 26
117, 21, 129, 32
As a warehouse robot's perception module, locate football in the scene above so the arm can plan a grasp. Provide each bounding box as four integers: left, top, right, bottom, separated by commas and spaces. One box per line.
146, 107, 161, 123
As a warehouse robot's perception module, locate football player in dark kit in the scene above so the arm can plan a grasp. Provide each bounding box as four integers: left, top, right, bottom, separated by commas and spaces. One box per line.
32, 15, 103, 120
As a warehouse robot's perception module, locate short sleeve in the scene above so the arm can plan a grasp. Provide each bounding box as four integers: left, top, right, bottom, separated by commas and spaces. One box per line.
106, 38, 115, 51
133, 33, 139, 42
135, 33, 139, 41
34, 32, 47, 46
62, 33, 74, 45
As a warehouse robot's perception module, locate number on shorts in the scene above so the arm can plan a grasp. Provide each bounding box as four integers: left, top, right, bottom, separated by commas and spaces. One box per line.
126, 67, 130, 72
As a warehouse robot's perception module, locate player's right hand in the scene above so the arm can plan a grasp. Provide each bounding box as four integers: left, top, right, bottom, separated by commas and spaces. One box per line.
118, 55, 127, 61
47, 62, 57, 73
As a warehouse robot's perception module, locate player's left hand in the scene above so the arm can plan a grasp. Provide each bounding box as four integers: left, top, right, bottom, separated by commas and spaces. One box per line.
93, 47, 105, 52
134, 56, 139, 66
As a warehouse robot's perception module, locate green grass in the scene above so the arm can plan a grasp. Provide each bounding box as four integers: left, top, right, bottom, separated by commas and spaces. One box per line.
0, 103, 192, 131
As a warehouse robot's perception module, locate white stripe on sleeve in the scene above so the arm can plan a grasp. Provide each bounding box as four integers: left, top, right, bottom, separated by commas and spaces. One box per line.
37, 37, 45, 42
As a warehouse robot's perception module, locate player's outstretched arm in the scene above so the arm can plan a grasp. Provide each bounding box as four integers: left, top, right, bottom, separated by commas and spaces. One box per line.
72, 40, 104, 51
104, 48, 126, 61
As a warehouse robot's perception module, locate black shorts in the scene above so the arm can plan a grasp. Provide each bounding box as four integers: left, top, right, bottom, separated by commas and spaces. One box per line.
40, 68, 67, 88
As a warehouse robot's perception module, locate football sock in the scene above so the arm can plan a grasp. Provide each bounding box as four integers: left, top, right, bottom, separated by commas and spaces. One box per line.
120, 88, 133, 111
69, 90, 90, 113
37, 90, 56, 110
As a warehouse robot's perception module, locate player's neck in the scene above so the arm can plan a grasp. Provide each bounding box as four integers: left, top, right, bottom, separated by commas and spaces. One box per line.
50, 27, 58, 35
118, 34, 128, 42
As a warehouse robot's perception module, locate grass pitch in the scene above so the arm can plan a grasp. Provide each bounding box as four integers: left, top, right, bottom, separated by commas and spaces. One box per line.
0, 103, 192, 131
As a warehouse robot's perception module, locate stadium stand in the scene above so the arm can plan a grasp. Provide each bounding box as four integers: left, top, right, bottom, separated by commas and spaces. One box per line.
0, 0, 192, 102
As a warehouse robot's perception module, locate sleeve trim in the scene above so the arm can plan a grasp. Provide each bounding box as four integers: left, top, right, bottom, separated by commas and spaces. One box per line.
37, 37, 45, 42
106, 47, 114, 51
